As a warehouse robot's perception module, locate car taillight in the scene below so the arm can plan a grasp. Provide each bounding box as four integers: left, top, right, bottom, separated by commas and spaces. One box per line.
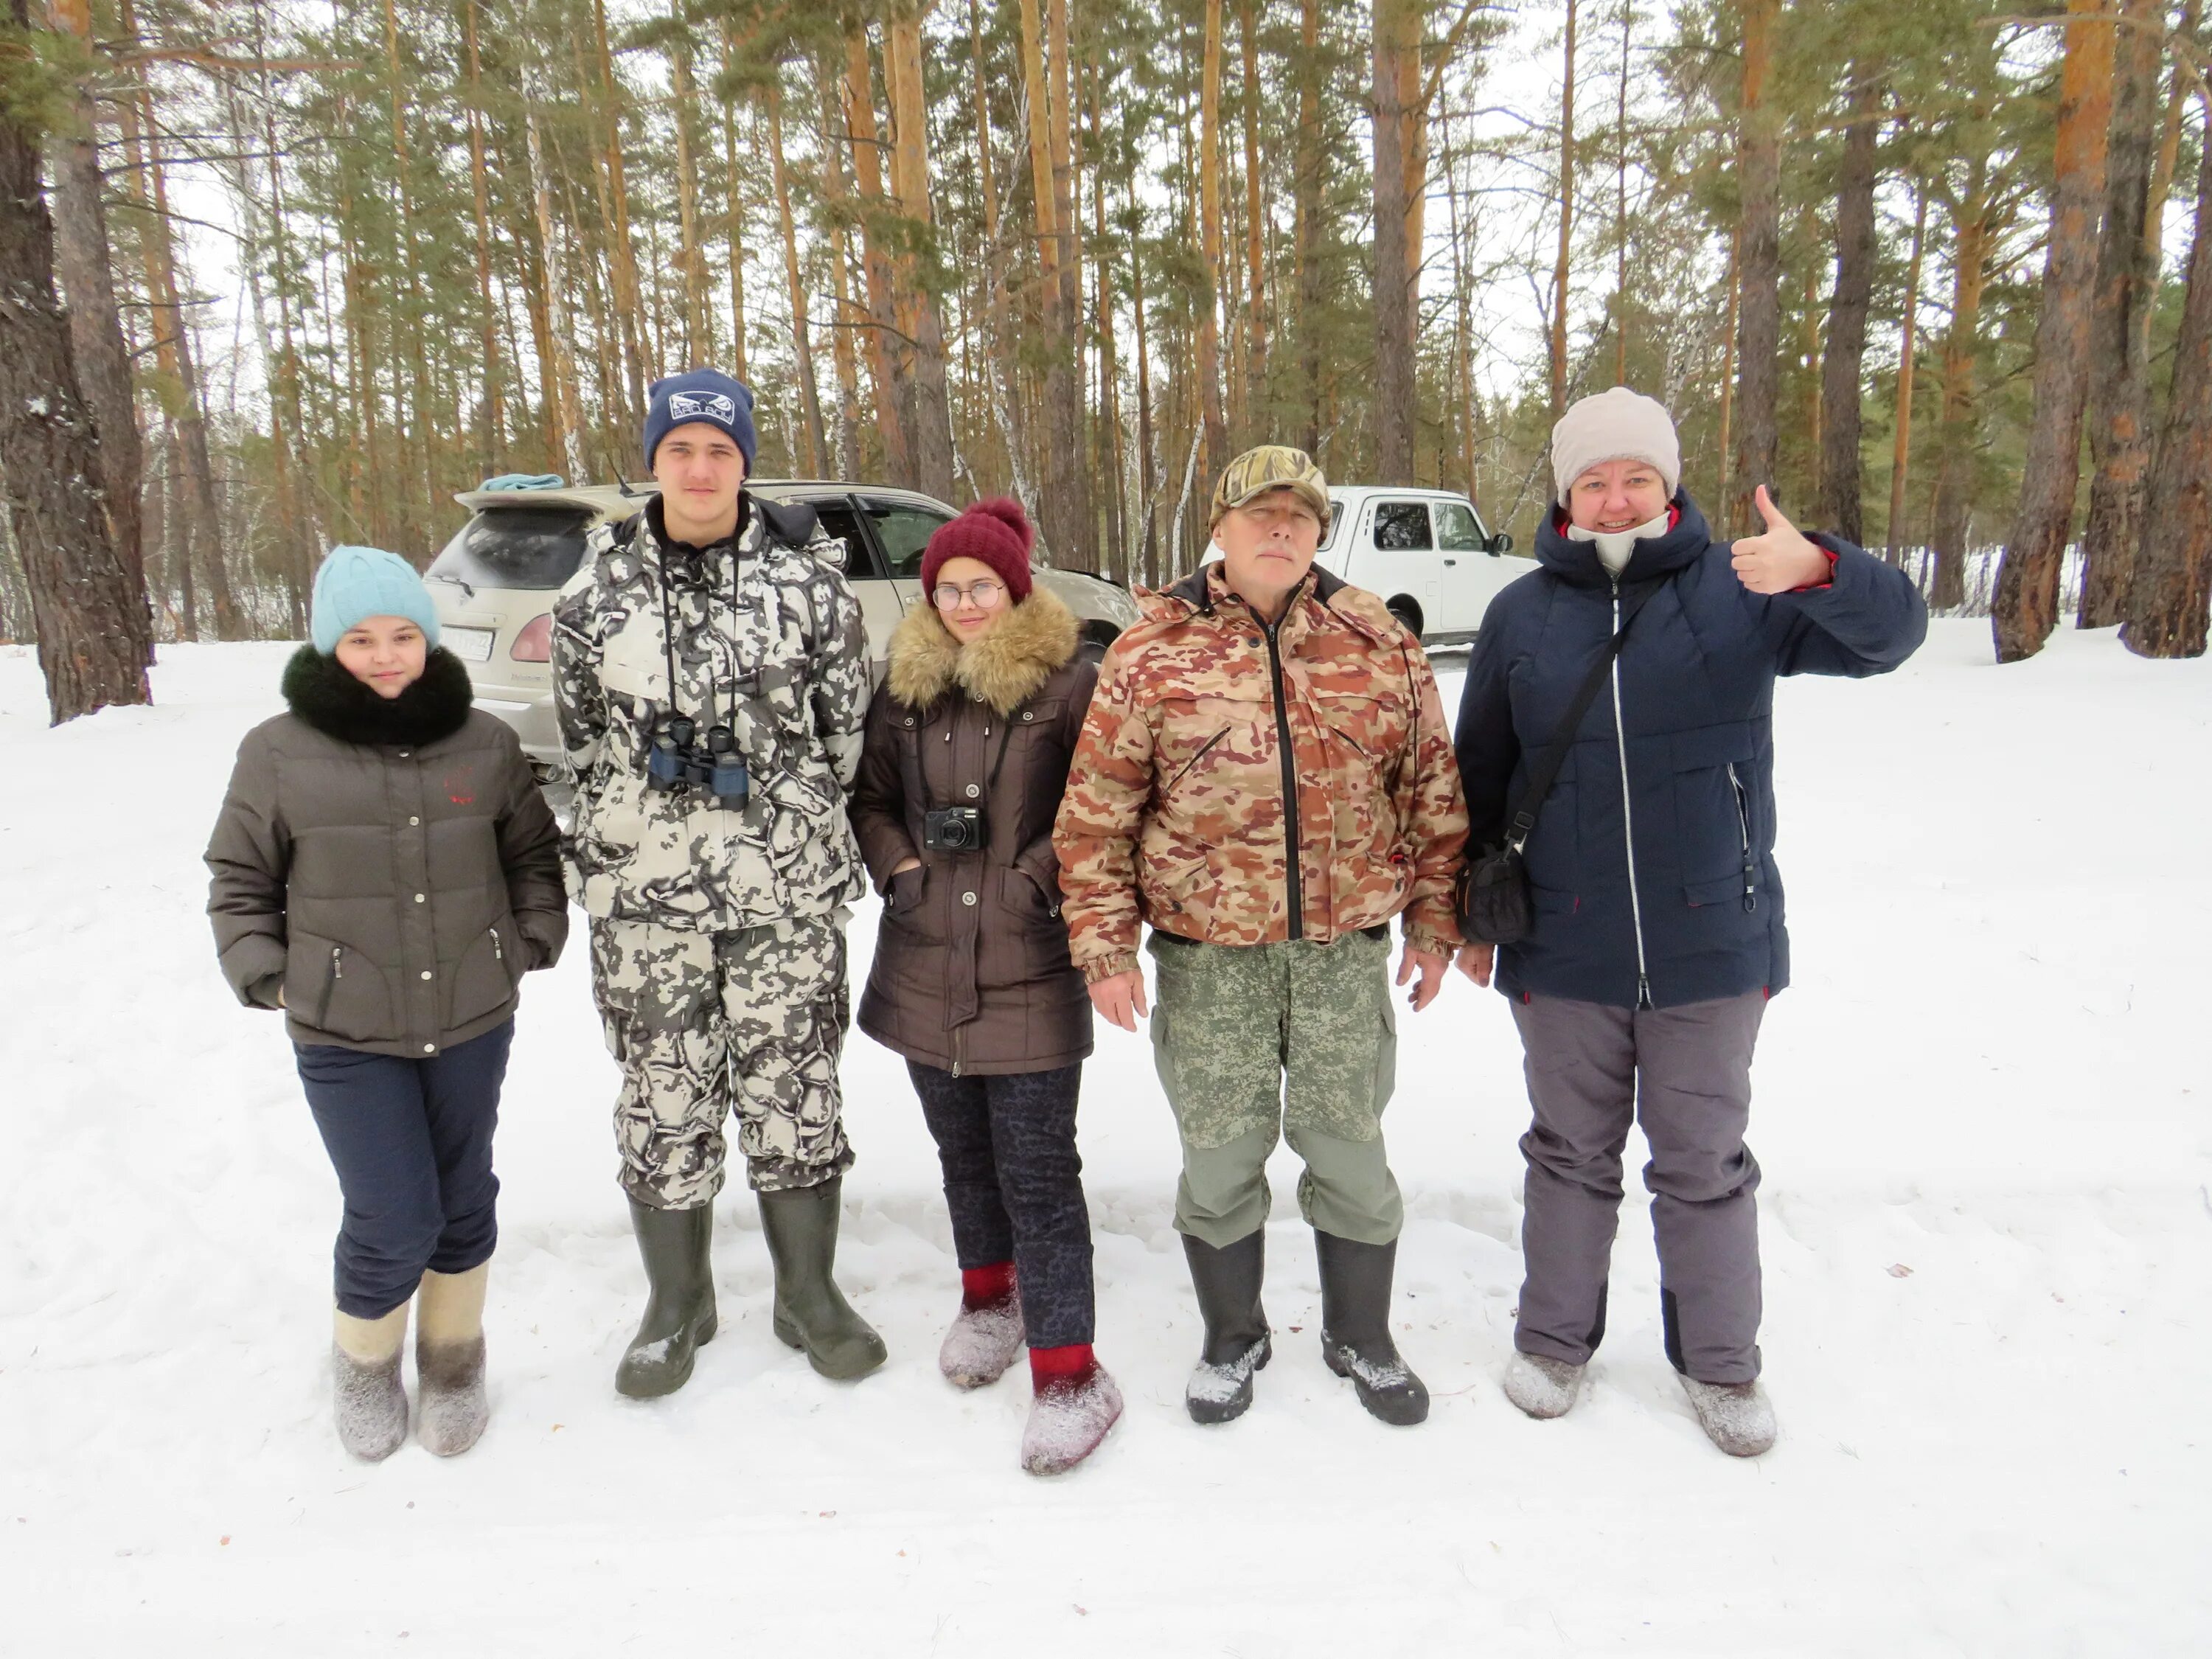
509, 613, 552, 662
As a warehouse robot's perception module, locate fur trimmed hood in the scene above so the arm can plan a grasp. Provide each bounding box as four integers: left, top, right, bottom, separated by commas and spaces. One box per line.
884, 585, 1080, 717
282, 643, 475, 747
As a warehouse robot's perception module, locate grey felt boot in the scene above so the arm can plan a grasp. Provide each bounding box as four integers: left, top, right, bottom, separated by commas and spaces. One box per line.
1503, 1352, 1587, 1420
416, 1265, 490, 1456
1680, 1376, 1777, 1457
333, 1304, 409, 1461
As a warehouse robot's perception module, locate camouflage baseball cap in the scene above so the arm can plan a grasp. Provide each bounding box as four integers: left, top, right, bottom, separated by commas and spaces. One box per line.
1209, 445, 1331, 531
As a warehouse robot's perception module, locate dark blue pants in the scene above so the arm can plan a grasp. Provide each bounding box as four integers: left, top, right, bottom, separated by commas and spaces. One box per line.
296, 1020, 513, 1319
908, 1061, 1094, 1350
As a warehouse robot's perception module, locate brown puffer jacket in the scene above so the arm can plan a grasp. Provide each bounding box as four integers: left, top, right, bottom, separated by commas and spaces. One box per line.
851, 588, 1098, 1076
1053, 560, 1469, 984
205, 646, 569, 1058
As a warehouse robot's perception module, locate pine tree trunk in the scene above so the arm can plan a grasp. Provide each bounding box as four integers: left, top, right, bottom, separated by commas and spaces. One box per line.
591, 0, 649, 419
1927, 167, 1991, 613
767, 79, 828, 477
1815, 60, 1883, 544
46, 0, 147, 644
1550, 0, 1577, 422
115, 20, 240, 637
1240, 0, 1267, 440
1613, 3, 1630, 384
1293, 0, 1324, 453
2078, 0, 2163, 627
970, 0, 1033, 508
1196, 0, 1229, 481
1885, 184, 1927, 561
723, 61, 752, 387
886, 14, 958, 502
1131, 178, 1160, 583
667, 27, 712, 368
1731, 0, 1781, 534
524, 101, 586, 481
0, 0, 152, 721
842, 22, 917, 488
1048, 0, 1091, 564
462, 0, 506, 466
1019, 0, 1089, 568
1091, 80, 1127, 575
2125, 119, 2212, 657
815, 57, 864, 481
1992, 1, 2113, 661
1371, 0, 1419, 484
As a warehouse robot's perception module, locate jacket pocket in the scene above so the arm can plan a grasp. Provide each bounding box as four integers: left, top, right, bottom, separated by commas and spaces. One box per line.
447, 922, 520, 1030
285, 931, 395, 1044
1666, 723, 1759, 889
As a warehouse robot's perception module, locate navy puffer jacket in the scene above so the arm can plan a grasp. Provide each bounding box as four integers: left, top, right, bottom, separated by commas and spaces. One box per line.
1453, 493, 1926, 1009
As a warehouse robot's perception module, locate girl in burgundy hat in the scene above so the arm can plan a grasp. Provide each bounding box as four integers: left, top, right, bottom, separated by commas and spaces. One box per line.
849, 498, 1121, 1474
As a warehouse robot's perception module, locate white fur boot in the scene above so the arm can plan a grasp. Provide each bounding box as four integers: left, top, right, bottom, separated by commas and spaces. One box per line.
333, 1304, 409, 1461
416, 1265, 490, 1457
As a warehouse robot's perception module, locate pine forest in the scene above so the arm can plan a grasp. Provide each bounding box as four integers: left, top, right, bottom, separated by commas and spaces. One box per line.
4, 0, 2212, 722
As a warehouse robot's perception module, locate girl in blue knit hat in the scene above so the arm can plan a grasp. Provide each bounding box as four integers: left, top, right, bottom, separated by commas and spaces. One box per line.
204, 546, 569, 1461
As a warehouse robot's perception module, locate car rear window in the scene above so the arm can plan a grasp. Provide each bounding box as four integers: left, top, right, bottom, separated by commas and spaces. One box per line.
428, 506, 594, 591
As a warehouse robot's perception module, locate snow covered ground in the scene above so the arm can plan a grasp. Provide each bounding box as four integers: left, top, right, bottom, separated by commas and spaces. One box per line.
1, 622, 2207, 1657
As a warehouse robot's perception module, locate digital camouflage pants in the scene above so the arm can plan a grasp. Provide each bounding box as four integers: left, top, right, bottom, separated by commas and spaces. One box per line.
589, 912, 855, 1208
1147, 927, 1403, 1249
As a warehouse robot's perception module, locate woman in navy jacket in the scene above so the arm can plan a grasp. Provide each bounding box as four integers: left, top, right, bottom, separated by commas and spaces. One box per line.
1453, 387, 1926, 1455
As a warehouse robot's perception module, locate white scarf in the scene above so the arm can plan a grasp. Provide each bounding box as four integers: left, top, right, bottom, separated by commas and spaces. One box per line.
1566, 509, 1673, 577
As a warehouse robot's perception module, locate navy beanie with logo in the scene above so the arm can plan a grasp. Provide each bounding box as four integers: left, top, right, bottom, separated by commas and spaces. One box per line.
643, 369, 759, 473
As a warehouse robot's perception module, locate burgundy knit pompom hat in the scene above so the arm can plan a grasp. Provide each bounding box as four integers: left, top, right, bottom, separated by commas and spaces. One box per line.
919, 497, 1035, 601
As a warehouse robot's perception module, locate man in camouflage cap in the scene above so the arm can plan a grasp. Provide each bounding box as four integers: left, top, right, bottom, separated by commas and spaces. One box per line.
1053, 444, 1470, 1427
552, 368, 886, 1397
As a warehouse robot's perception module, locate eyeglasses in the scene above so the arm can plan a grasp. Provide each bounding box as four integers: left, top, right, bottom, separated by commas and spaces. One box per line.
932, 579, 1008, 611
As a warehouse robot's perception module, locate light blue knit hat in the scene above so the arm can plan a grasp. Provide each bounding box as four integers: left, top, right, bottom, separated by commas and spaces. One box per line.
310, 546, 442, 654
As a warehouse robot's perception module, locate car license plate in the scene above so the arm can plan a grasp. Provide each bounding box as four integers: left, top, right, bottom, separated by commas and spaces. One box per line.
445, 627, 495, 663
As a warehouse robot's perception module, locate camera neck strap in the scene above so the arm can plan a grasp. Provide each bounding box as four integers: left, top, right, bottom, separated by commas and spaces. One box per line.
914, 702, 1018, 816
653, 538, 743, 734
1500, 578, 1666, 855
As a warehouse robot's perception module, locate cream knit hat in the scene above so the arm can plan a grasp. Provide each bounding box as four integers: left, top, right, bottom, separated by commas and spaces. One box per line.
1551, 386, 1681, 506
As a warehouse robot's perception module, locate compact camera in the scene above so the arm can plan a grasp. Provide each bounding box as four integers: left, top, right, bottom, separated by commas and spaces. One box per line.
922, 806, 986, 852
644, 715, 749, 810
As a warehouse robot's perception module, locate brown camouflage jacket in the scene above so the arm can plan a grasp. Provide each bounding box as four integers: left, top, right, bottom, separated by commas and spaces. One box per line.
1052, 560, 1468, 982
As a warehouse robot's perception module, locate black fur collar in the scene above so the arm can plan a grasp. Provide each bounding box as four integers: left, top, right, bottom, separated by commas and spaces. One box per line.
282, 644, 476, 748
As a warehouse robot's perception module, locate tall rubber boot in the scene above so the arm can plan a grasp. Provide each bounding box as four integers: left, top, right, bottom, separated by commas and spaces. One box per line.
757, 1177, 887, 1380
1181, 1230, 1270, 1425
416, 1263, 490, 1455
333, 1302, 409, 1461
615, 1199, 718, 1399
1315, 1230, 1429, 1425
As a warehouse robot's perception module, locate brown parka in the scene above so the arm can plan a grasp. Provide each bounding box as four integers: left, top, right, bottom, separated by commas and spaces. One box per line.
851, 588, 1098, 1076
205, 647, 569, 1058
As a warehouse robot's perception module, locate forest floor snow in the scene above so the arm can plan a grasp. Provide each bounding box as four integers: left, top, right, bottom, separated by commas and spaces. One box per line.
1, 620, 2206, 1656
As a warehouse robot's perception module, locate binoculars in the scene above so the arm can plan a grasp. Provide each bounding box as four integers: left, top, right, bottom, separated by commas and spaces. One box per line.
644, 715, 750, 810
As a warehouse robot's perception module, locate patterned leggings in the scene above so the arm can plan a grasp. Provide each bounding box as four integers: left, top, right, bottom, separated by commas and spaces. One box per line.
907, 1061, 1095, 1350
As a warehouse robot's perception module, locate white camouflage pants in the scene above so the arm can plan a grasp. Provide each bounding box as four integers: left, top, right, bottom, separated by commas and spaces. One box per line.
589, 913, 855, 1206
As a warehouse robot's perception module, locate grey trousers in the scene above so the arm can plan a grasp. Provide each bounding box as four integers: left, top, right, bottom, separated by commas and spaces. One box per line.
1509, 990, 1766, 1385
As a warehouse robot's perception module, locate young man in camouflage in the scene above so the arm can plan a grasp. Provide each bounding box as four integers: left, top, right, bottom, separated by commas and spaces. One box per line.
1053, 445, 1469, 1427
552, 369, 886, 1396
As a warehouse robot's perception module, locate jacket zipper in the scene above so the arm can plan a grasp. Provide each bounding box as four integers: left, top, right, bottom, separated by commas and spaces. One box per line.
490, 926, 504, 961
1610, 580, 1651, 1008
316, 945, 343, 1026
1725, 763, 1759, 914
1264, 619, 1303, 941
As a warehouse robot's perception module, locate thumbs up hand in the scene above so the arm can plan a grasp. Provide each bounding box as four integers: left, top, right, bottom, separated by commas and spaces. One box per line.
1729, 486, 1834, 594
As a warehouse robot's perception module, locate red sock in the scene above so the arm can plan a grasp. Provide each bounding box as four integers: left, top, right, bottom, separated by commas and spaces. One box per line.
1029, 1342, 1096, 1390
961, 1261, 1016, 1308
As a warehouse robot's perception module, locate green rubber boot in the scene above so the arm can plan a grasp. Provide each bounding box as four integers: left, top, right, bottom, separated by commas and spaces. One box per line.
614, 1198, 718, 1399
758, 1177, 887, 1380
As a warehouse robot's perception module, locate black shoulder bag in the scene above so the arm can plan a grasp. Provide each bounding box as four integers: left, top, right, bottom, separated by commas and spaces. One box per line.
1455, 583, 1662, 945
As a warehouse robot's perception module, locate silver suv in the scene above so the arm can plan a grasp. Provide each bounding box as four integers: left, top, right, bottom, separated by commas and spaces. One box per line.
425, 479, 1143, 768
